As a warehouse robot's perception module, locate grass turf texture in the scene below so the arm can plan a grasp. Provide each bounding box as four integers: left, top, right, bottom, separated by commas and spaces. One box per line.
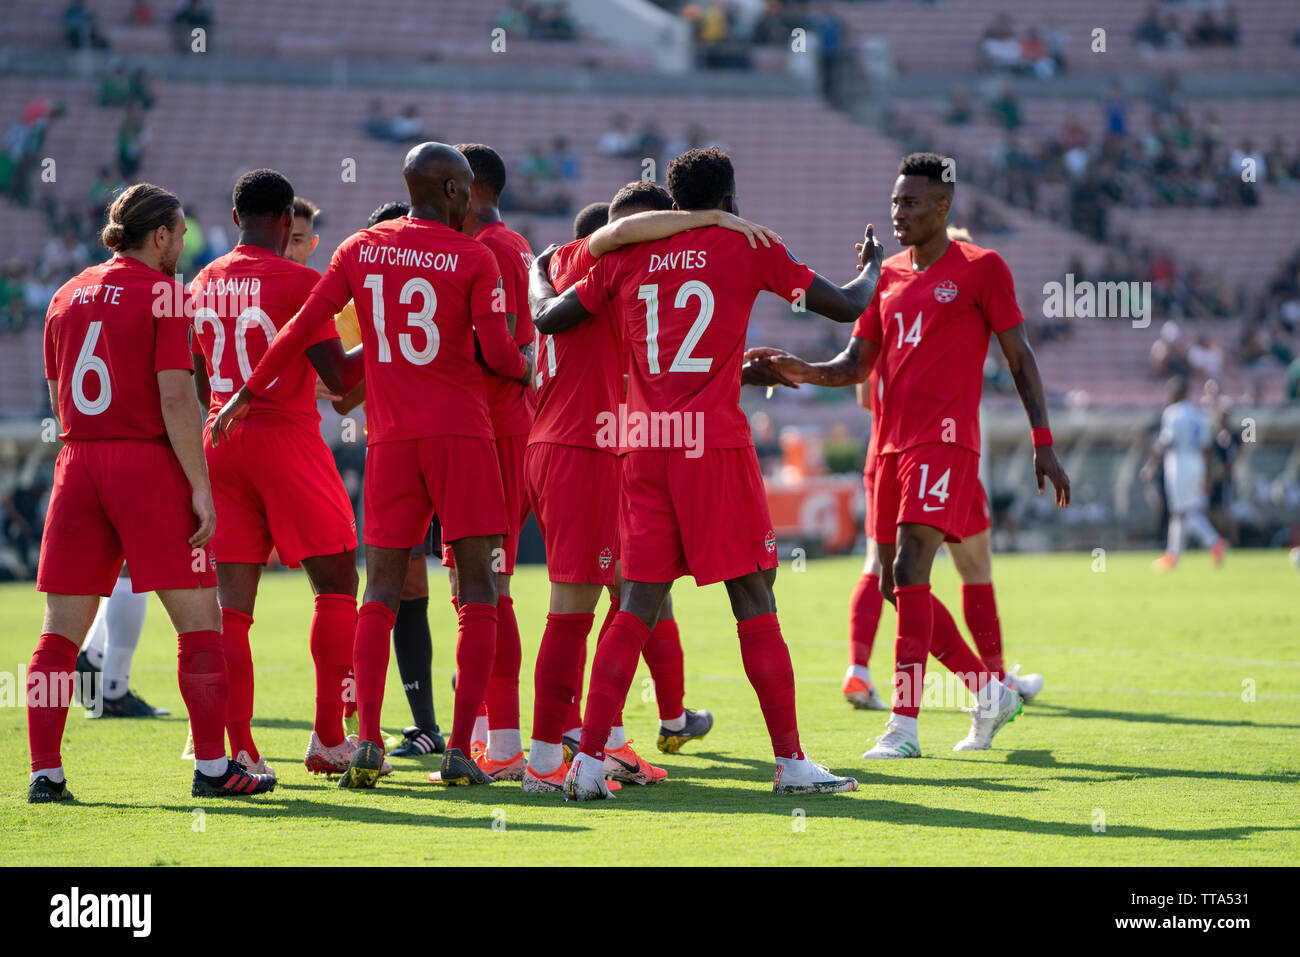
2, 551, 1296, 866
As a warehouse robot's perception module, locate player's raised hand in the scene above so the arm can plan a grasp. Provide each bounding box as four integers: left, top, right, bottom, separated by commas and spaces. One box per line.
715, 211, 782, 249
189, 488, 216, 549
742, 346, 799, 388
314, 377, 342, 402
535, 242, 561, 273
210, 387, 253, 447
855, 224, 885, 273
1034, 445, 1071, 507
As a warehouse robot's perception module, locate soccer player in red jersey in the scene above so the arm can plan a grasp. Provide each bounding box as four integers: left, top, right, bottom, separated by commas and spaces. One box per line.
753, 153, 1070, 758
524, 181, 778, 793
28, 183, 274, 802
837, 226, 1045, 716
530, 147, 879, 798
190, 169, 364, 779
214, 143, 529, 789
428, 143, 536, 783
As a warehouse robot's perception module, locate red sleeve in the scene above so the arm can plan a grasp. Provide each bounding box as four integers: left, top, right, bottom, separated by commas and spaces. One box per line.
977, 252, 1024, 334
154, 285, 195, 373
43, 304, 58, 380
470, 247, 526, 380
295, 271, 340, 348
852, 293, 883, 345
245, 290, 339, 394
549, 238, 597, 293
308, 241, 356, 314
571, 251, 618, 315
756, 241, 817, 304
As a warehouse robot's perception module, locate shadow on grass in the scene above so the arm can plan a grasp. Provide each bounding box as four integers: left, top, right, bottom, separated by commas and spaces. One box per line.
999, 748, 1300, 786
1024, 703, 1300, 731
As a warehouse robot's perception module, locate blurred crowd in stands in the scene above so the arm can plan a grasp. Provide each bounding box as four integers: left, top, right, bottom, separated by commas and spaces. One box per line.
494, 1, 578, 41
64, 0, 216, 53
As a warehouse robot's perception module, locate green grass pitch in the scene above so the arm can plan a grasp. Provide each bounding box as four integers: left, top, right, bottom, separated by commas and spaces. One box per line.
2, 551, 1296, 866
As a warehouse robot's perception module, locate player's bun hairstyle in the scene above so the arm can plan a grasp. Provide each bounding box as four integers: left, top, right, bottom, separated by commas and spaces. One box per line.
292, 196, 320, 226
233, 168, 295, 219
667, 147, 735, 212
609, 181, 673, 219
898, 152, 955, 195
573, 202, 610, 240
100, 182, 181, 251
367, 201, 410, 227
454, 143, 507, 198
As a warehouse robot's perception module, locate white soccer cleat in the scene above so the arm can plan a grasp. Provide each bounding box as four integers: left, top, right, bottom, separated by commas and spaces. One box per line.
304, 732, 356, 776
773, 756, 857, 795
862, 718, 922, 759
1003, 664, 1043, 703
953, 680, 1023, 751
235, 749, 276, 780
563, 752, 614, 801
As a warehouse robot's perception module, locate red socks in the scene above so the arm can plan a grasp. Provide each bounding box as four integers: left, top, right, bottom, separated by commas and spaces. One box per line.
354, 602, 395, 746
578, 611, 649, 760
310, 594, 357, 748
929, 594, 990, 694
26, 633, 79, 772
962, 583, 1005, 679
593, 594, 624, 726
892, 584, 933, 718
178, 630, 229, 762
737, 613, 803, 759
449, 602, 498, 755
643, 616, 685, 721
849, 572, 884, 668
221, 608, 256, 762
486, 595, 520, 730
533, 612, 595, 744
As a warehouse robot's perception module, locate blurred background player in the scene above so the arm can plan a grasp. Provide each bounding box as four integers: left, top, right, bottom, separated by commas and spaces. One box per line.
75, 568, 167, 716
1144, 376, 1227, 571
839, 225, 1043, 715
531, 147, 879, 799
330, 199, 445, 759
216, 143, 530, 789
756, 153, 1069, 759
191, 169, 364, 780
28, 183, 274, 802
286, 196, 321, 267
524, 182, 772, 792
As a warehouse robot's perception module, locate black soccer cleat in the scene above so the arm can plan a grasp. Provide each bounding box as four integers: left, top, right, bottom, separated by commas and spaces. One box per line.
388, 725, 445, 757
28, 776, 74, 804
657, 708, 714, 754
192, 759, 276, 797
97, 689, 171, 718
337, 739, 384, 790
436, 748, 494, 787
74, 651, 101, 707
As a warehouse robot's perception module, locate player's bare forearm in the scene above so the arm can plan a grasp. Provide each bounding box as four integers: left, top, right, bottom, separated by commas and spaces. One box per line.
589, 208, 779, 258
803, 225, 885, 323
306, 339, 364, 396
247, 292, 338, 394
193, 355, 211, 411
45, 379, 60, 430
998, 325, 1050, 430
158, 369, 212, 496
765, 336, 879, 388
333, 379, 365, 415
530, 280, 592, 335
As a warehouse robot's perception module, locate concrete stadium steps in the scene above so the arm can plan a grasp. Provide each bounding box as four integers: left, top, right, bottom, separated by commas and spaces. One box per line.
831, 0, 1298, 76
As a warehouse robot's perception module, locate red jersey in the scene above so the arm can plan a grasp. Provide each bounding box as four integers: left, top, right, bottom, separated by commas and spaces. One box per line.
475, 221, 536, 437
43, 255, 194, 442
244, 216, 526, 445
853, 240, 1022, 455
530, 238, 624, 451
190, 245, 334, 430
573, 227, 814, 451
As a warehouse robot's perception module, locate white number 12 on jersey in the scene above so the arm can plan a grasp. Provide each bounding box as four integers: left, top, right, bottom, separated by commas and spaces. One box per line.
637, 280, 715, 373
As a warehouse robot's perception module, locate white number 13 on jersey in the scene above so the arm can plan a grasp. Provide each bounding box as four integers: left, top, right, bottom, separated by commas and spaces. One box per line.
637, 280, 715, 373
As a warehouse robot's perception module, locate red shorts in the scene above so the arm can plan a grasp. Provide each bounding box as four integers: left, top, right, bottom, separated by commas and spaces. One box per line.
205, 418, 356, 566
963, 480, 992, 539
442, 433, 529, 575
871, 443, 979, 545
525, 442, 619, 585
620, 447, 778, 586
37, 439, 217, 596
365, 435, 506, 550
